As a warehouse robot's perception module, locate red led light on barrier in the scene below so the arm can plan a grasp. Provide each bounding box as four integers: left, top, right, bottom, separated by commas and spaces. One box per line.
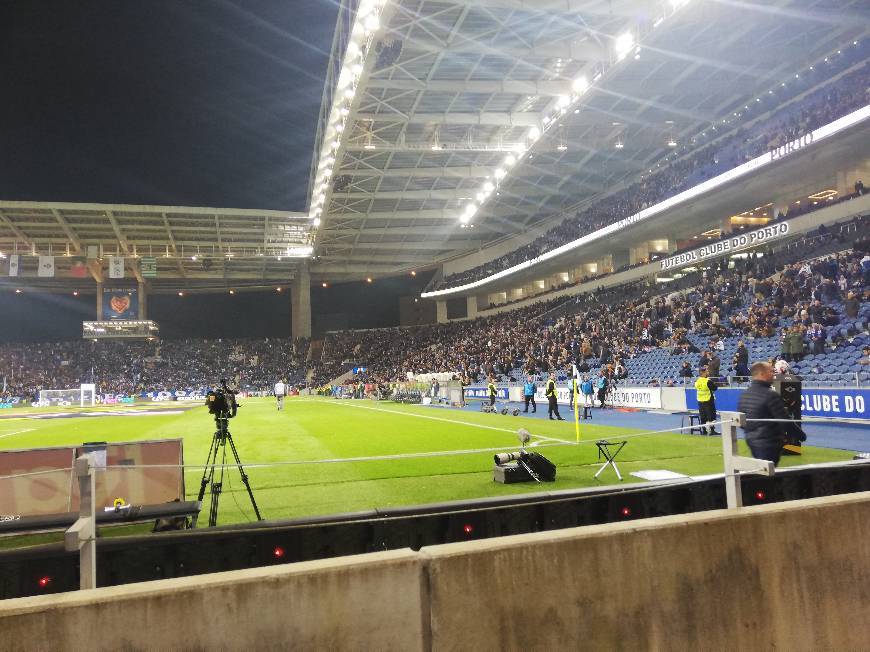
620, 507, 632, 517
273, 546, 285, 559
463, 524, 474, 535
755, 491, 766, 501
38, 576, 52, 588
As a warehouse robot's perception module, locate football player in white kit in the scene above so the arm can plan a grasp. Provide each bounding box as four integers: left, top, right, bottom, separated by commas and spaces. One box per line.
274, 379, 287, 411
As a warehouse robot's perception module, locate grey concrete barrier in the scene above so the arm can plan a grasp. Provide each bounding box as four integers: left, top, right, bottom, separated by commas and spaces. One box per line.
0, 549, 427, 652
1, 493, 868, 651
421, 492, 870, 651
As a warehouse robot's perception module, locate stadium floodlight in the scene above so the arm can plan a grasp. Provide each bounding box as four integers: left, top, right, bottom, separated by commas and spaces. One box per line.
504, 154, 516, 166
464, 203, 478, 218
476, 192, 485, 203
614, 32, 634, 61
336, 68, 353, 90
557, 95, 571, 109
494, 168, 506, 180
483, 181, 495, 193
572, 75, 589, 94
528, 126, 541, 141
313, 218, 321, 227
363, 13, 380, 33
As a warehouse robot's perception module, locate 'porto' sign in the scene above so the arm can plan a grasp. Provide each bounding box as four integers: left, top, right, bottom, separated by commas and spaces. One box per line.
770, 132, 814, 161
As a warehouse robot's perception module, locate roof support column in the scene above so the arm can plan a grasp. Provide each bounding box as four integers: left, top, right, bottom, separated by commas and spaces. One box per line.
95, 282, 103, 320
138, 281, 147, 320
435, 300, 448, 324
466, 295, 478, 320
292, 262, 312, 340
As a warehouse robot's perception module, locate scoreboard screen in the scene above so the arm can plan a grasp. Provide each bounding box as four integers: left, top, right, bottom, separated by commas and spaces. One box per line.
82, 320, 159, 339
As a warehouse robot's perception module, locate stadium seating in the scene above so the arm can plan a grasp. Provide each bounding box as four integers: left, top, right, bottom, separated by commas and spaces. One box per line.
319, 222, 869, 391
434, 46, 869, 292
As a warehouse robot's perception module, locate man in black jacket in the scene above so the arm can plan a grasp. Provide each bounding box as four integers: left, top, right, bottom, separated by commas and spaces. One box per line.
737, 361, 791, 465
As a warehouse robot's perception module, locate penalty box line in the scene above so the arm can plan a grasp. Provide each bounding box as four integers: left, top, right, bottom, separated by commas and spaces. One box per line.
296, 399, 571, 445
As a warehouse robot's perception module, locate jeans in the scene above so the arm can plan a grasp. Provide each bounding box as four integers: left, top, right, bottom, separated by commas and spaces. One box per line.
748, 442, 782, 466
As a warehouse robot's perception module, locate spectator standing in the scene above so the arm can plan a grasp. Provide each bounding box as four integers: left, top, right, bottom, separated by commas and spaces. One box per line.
595, 370, 608, 409
707, 352, 721, 379
522, 376, 537, 413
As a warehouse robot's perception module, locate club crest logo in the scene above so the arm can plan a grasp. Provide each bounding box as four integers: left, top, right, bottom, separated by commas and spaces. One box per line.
110, 295, 131, 314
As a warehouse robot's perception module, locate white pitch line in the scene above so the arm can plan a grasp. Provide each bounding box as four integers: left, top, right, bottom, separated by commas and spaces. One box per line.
0, 428, 34, 440
298, 399, 575, 444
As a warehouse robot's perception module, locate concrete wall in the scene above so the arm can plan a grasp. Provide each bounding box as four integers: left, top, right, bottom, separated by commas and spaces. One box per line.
2, 493, 868, 651
0, 549, 428, 652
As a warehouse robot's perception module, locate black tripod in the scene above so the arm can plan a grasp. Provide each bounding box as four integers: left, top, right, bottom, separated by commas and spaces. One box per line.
195, 413, 262, 527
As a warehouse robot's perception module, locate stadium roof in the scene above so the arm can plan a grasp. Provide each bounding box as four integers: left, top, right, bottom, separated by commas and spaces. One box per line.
0, 201, 311, 292
311, 0, 869, 280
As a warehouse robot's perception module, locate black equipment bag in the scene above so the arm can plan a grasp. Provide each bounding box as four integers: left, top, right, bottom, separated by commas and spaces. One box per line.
522, 451, 556, 482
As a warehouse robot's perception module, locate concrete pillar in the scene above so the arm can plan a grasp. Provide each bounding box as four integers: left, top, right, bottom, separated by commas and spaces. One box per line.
291, 263, 312, 339
466, 295, 478, 320
436, 300, 447, 324
137, 281, 147, 320
629, 245, 647, 266
96, 282, 103, 320
611, 249, 630, 270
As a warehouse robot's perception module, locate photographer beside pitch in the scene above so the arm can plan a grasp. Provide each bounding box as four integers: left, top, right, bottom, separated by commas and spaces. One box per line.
738, 361, 792, 466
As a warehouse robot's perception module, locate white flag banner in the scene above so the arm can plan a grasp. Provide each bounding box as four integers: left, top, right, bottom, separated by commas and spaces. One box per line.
109, 256, 125, 279
38, 255, 55, 277
8, 254, 19, 277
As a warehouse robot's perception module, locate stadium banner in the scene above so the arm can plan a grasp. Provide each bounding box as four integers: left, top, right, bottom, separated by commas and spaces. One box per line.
69, 257, 88, 278
659, 222, 790, 272
102, 287, 138, 320
140, 257, 157, 278
534, 385, 662, 409
37, 255, 55, 277
109, 256, 125, 278
0, 439, 185, 517
98, 394, 136, 405
465, 386, 510, 400
686, 387, 870, 420
0, 397, 25, 409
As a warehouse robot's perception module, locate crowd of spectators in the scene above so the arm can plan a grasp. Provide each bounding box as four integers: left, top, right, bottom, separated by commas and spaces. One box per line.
320, 224, 868, 388
2, 227, 867, 401
436, 50, 869, 291
0, 337, 309, 401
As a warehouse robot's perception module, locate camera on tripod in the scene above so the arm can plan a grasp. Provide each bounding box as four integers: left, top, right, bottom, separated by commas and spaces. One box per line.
196, 378, 260, 528
205, 379, 238, 418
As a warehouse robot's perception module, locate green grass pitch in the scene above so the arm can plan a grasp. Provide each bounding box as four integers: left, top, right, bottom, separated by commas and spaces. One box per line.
0, 397, 853, 544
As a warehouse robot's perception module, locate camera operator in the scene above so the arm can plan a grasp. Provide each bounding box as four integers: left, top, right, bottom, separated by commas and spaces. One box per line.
737, 361, 792, 466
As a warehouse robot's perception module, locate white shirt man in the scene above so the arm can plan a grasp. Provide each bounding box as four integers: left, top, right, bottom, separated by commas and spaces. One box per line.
274, 381, 287, 411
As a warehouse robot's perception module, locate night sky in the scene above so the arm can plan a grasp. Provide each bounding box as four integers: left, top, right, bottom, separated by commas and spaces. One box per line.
0, 1, 405, 342
0, 0, 337, 209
